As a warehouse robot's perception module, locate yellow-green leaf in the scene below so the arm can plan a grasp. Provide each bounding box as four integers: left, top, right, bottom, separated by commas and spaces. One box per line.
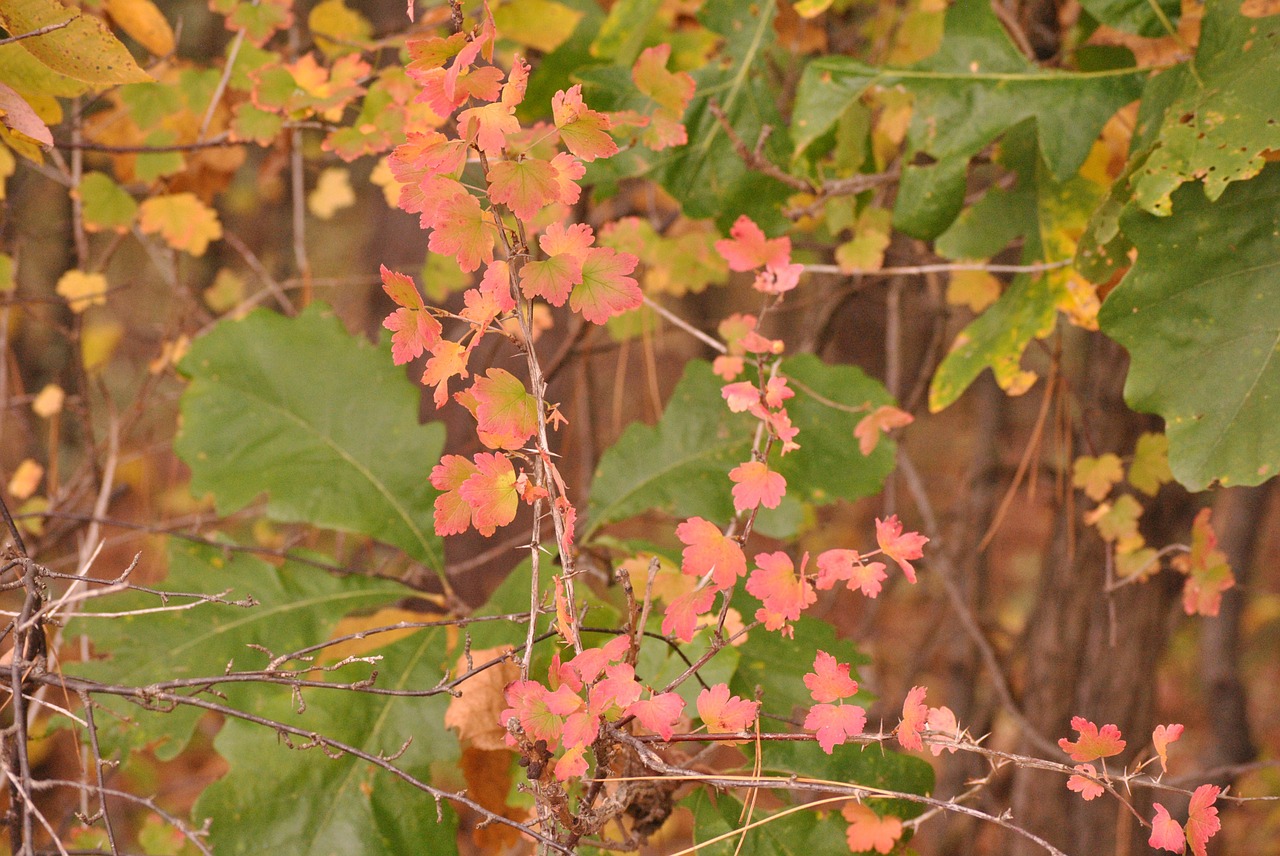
0, 0, 150, 86
1129, 432, 1173, 496
1072, 453, 1124, 502
78, 171, 138, 233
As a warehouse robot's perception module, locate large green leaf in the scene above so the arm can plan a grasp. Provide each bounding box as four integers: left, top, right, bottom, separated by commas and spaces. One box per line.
791, 0, 1144, 237
760, 740, 936, 819
66, 541, 412, 760
929, 126, 1103, 410
1099, 162, 1280, 490
194, 628, 460, 855
176, 304, 444, 572
1128, 0, 1280, 216
585, 355, 897, 540
1079, 0, 1180, 36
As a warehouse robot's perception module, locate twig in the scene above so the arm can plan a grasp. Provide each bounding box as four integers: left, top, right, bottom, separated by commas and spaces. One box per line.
0, 21, 69, 48
804, 259, 1072, 276
642, 296, 726, 354
707, 101, 811, 193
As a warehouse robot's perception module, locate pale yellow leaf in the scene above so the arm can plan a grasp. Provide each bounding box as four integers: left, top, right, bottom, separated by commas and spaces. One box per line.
138, 193, 222, 256
104, 0, 175, 57
55, 270, 108, 313
307, 166, 355, 220
31, 384, 64, 418
7, 459, 43, 500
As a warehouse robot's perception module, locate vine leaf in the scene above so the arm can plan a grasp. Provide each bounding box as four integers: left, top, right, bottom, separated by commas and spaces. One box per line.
1098, 163, 1280, 490
791, 0, 1144, 237
176, 304, 445, 572
65, 541, 413, 760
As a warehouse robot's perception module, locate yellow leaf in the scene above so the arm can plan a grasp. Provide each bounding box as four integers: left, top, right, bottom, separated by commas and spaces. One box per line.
493, 0, 584, 53
55, 269, 108, 313
307, 166, 355, 220
138, 193, 222, 256
82, 316, 123, 372
31, 383, 64, 418
444, 646, 519, 751
947, 269, 1000, 312
1058, 272, 1100, 330
7, 458, 43, 500
203, 268, 245, 313
104, 0, 175, 57
793, 0, 834, 17
369, 156, 401, 208
0, 144, 14, 199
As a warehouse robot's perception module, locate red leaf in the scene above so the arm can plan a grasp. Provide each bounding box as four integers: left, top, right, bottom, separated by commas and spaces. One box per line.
487, 156, 560, 220
1067, 764, 1105, 801
1058, 716, 1126, 762
803, 702, 866, 754
624, 692, 685, 741
1180, 508, 1234, 617
427, 191, 495, 273
430, 454, 478, 536
815, 549, 888, 598
1149, 804, 1187, 854
897, 685, 928, 751
875, 515, 928, 583
696, 684, 759, 734
519, 254, 582, 306
1186, 784, 1221, 856
714, 215, 791, 272
552, 85, 617, 161
470, 368, 538, 450
803, 650, 859, 703
728, 460, 786, 512
571, 246, 641, 324
841, 802, 903, 854
458, 452, 518, 536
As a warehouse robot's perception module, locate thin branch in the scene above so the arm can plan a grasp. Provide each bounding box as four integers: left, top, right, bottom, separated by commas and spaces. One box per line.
642, 296, 726, 354
804, 259, 1072, 276
0, 21, 70, 48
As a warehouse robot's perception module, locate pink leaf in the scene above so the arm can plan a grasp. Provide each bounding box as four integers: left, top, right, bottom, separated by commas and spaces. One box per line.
1149, 804, 1187, 854
854, 405, 914, 456
926, 706, 961, 756
675, 517, 747, 591
875, 515, 928, 583
660, 587, 717, 643
841, 802, 903, 854
815, 549, 888, 598
1067, 764, 1105, 801
746, 552, 816, 630
714, 215, 791, 271
457, 452, 518, 536
804, 703, 866, 754
803, 650, 858, 703
625, 692, 685, 741
571, 247, 641, 324
1153, 723, 1184, 774
696, 684, 759, 734
897, 686, 928, 752
728, 460, 786, 512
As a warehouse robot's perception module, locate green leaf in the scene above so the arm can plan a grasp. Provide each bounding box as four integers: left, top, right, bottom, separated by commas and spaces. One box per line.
79, 171, 138, 233
1099, 162, 1280, 490
653, 0, 794, 232
175, 304, 445, 573
1128, 0, 1280, 215
0, 0, 149, 85
493, 0, 583, 53
194, 628, 460, 855
585, 356, 896, 540
65, 540, 411, 759
930, 126, 1103, 410
791, 0, 1144, 237
760, 741, 936, 819
1079, 0, 1179, 36
589, 0, 661, 64
686, 790, 850, 856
